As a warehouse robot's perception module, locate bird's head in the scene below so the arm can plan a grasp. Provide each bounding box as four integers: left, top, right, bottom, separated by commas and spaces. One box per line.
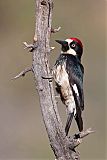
56, 37, 83, 60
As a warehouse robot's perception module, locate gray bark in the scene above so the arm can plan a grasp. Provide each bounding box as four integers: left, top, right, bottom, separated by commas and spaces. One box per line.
32, 0, 74, 159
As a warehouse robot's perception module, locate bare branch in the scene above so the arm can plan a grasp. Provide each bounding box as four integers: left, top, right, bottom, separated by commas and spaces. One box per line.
69, 128, 94, 149
51, 26, 61, 33
50, 46, 55, 51
23, 42, 34, 49
12, 67, 32, 80
78, 128, 95, 138
23, 42, 38, 52
33, 33, 37, 42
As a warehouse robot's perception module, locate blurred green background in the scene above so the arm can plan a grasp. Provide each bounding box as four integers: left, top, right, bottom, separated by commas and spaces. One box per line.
0, 0, 106, 160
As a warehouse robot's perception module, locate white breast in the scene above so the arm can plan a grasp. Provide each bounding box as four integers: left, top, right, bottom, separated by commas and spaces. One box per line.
53, 63, 76, 115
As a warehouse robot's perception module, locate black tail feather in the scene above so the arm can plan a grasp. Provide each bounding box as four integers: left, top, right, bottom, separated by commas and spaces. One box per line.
75, 109, 83, 132
65, 113, 74, 136
71, 85, 83, 132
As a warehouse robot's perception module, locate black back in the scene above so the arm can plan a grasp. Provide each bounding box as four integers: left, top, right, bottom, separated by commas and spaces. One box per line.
55, 54, 84, 110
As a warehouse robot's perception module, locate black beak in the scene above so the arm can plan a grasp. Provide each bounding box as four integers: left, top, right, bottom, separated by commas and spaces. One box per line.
55, 40, 68, 46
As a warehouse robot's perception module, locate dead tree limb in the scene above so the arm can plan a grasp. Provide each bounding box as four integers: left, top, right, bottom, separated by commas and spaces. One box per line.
51, 26, 61, 33
12, 67, 32, 80
32, 1, 73, 159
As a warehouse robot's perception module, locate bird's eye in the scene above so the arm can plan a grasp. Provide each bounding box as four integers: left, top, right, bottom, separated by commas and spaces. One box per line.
71, 44, 76, 48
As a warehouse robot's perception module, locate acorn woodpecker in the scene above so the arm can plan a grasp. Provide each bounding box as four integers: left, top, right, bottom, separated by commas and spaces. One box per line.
53, 37, 84, 136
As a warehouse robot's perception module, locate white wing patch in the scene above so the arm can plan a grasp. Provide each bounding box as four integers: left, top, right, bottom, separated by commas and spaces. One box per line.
72, 84, 79, 96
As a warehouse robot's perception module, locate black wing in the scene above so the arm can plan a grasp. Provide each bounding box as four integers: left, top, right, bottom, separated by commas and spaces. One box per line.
66, 55, 84, 111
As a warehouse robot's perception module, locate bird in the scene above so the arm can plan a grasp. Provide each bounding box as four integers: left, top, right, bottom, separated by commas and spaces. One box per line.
52, 37, 84, 136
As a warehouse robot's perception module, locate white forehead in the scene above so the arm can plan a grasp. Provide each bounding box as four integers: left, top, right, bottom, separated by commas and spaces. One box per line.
65, 39, 73, 44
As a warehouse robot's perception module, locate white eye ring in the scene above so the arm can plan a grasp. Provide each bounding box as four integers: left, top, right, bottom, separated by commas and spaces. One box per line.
72, 44, 76, 48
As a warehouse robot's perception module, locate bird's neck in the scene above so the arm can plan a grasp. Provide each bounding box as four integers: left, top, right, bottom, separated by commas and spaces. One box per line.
61, 52, 81, 62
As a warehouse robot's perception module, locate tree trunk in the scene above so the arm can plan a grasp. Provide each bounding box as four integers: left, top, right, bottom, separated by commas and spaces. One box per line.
32, 0, 73, 159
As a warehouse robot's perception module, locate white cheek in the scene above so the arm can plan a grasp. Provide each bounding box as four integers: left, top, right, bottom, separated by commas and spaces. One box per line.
66, 48, 76, 55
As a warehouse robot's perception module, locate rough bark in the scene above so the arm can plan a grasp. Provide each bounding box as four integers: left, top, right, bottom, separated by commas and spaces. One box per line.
32, 0, 73, 159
